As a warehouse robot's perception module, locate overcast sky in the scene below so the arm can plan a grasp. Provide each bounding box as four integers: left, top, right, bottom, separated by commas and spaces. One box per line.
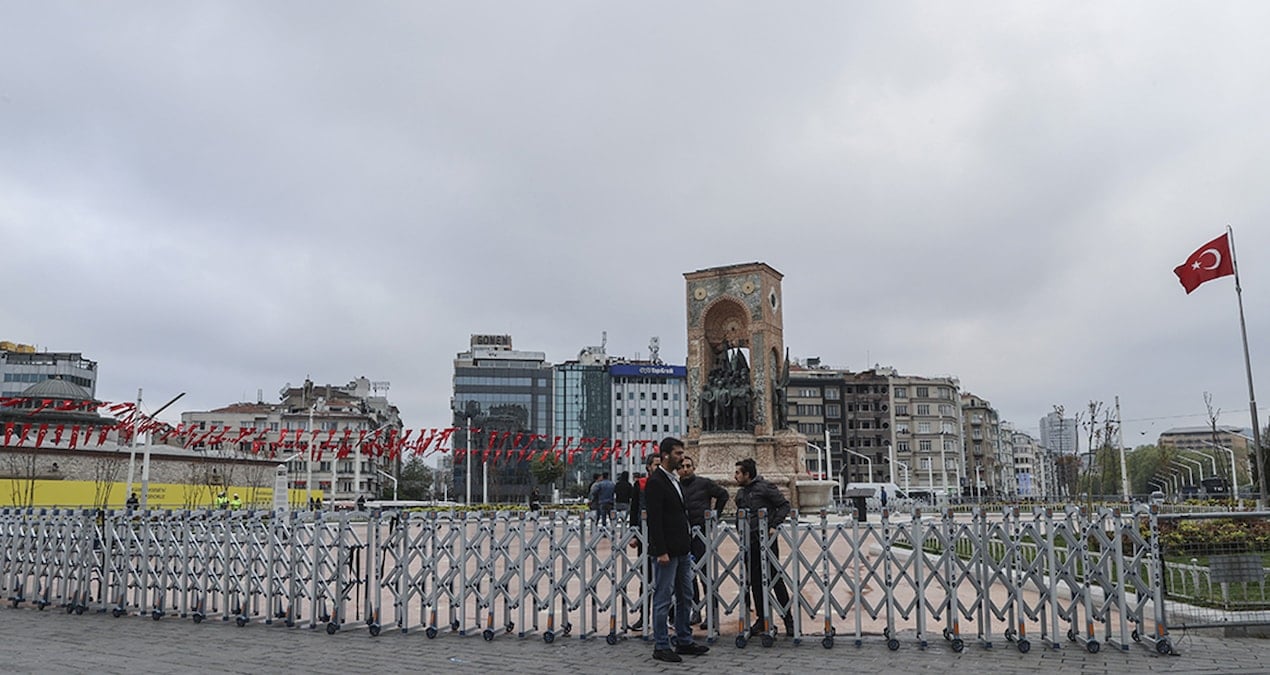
3, 2, 1268, 451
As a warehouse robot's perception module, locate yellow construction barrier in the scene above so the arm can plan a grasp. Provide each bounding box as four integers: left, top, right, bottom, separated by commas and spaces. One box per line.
0, 478, 320, 510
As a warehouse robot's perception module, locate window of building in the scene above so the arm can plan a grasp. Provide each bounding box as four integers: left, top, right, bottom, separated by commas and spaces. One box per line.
894, 386, 907, 398
919, 457, 931, 470
615, 409, 622, 416
919, 440, 932, 452
916, 404, 930, 415
897, 422, 910, 435
917, 422, 931, 434
824, 388, 840, 400
651, 408, 658, 416
941, 421, 955, 434
915, 386, 929, 397
663, 408, 669, 416
616, 392, 622, 400
898, 440, 910, 452
895, 404, 908, 416
825, 403, 841, 418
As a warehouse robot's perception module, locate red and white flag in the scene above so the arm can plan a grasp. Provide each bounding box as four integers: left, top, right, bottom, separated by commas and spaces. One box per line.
1174, 233, 1235, 294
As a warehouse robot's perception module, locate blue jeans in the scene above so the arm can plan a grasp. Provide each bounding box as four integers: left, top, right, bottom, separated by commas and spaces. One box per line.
652, 552, 694, 650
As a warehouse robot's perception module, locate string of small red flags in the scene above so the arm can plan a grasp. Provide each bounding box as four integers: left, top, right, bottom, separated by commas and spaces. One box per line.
0, 397, 661, 464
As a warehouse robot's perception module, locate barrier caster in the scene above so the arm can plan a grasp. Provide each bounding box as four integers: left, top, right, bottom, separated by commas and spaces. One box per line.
152, 609, 162, 621
606, 633, 618, 646
562, 622, 572, 637
1086, 640, 1100, 654
451, 620, 460, 631
543, 631, 555, 644
483, 629, 495, 641
368, 623, 381, 637
1131, 629, 1140, 642
1156, 639, 1172, 655
1066, 629, 1075, 641
887, 638, 900, 651
951, 638, 964, 653
65, 604, 75, 614
192, 612, 204, 624
735, 635, 747, 648
1017, 639, 1031, 653
37, 601, 48, 611
505, 622, 514, 633
326, 622, 338, 635
285, 619, 295, 628
760, 634, 774, 648
822, 636, 834, 649
941, 628, 949, 639
75, 605, 86, 615
237, 616, 249, 628
112, 608, 124, 618
319, 613, 330, 623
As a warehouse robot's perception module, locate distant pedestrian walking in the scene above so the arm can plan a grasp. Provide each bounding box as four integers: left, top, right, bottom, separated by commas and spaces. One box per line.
590, 472, 616, 525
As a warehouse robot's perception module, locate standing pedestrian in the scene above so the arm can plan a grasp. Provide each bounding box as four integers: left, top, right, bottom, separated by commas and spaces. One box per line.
677, 455, 728, 627
590, 472, 616, 525
645, 437, 708, 663
614, 471, 633, 518
125, 493, 140, 511
734, 458, 795, 637
879, 486, 888, 511
627, 454, 660, 631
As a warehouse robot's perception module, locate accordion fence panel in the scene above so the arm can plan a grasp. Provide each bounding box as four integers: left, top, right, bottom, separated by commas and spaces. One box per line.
0, 506, 1209, 656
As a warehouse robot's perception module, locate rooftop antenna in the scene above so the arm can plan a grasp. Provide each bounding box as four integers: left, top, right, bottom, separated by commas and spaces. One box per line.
602, 331, 607, 352
649, 336, 661, 365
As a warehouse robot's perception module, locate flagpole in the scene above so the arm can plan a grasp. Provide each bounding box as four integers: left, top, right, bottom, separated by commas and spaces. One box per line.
1227, 225, 1266, 507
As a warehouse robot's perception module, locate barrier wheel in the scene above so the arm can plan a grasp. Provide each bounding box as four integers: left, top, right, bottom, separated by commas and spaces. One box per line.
760, 634, 774, 648
505, 622, 514, 633
1086, 640, 1100, 654
319, 613, 330, 623
451, 619, 460, 631
1066, 629, 1075, 642
563, 622, 573, 636
285, 619, 295, 628
1131, 629, 1140, 642
37, 601, 47, 611
326, 622, 338, 635
543, 630, 555, 644
884, 627, 893, 638
483, 629, 495, 641
369, 623, 381, 637
65, 604, 75, 614
951, 638, 964, 653
238, 616, 249, 628
606, 633, 618, 646
1156, 639, 1172, 655
152, 609, 162, 621
112, 608, 124, 618
821, 636, 834, 649
1017, 639, 1031, 654
735, 635, 747, 649
193, 613, 204, 624
941, 628, 949, 639
9, 600, 18, 609
887, 638, 900, 651
74, 605, 85, 615
425, 626, 438, 639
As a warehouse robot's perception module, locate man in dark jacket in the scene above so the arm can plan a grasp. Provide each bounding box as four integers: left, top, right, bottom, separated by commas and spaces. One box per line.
734, 457, 795, 637
644, 437, 709, 663
678, 455, 727, 626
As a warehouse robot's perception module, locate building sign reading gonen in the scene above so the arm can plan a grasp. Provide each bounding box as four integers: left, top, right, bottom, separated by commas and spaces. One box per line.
609, 364, 686, 378
470, 334, 513, 348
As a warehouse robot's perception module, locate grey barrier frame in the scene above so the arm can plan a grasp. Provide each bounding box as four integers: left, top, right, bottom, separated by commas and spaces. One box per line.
0, 505, 1174, 656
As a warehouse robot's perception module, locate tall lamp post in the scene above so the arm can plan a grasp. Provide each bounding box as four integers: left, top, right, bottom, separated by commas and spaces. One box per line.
349, 421, 393, 506
1201, 440, 1241, 502
376, 469, 399, 502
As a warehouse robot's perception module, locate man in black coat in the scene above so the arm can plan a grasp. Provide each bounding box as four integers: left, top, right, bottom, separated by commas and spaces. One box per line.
678, 454, 727, 626
645, 437, 709, 663
734, 457, 795, 637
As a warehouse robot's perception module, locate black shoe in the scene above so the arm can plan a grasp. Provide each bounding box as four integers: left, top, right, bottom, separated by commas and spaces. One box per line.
676, 643, 709, 656
653, 649, 683, 663
630, 618, 643, 631
689, 611, 702, 625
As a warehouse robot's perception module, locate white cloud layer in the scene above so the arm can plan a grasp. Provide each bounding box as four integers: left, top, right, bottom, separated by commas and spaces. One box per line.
2, 2, 1267, 445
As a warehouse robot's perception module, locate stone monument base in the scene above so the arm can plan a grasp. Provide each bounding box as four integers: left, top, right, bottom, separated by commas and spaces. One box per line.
689, 429, 816, 511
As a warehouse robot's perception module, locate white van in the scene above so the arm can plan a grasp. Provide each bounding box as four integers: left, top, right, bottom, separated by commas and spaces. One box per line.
846, 482, 910, 511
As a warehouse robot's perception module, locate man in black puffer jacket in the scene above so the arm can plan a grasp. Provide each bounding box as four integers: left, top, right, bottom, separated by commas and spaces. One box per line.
733, 457, 794, 637
678, 454, 728, 627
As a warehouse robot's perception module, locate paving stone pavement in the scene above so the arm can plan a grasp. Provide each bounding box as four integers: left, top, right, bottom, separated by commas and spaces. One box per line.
3, 607, 1270, 674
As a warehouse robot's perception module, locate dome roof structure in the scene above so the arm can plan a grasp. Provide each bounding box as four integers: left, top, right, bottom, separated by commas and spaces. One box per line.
19, 377, 92, 401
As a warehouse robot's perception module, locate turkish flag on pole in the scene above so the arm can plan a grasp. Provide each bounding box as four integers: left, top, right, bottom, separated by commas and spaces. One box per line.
1174, 233, 1235, 294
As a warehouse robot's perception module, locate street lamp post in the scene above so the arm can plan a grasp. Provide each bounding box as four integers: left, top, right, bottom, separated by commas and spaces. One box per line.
1201, 440, 1241, 502
842, 447, 873, 483
350, 422, 392, 504
376, 469, 398, 502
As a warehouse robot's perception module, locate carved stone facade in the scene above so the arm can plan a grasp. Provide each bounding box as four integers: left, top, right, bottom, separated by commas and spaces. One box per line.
683, 263, 820, 509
